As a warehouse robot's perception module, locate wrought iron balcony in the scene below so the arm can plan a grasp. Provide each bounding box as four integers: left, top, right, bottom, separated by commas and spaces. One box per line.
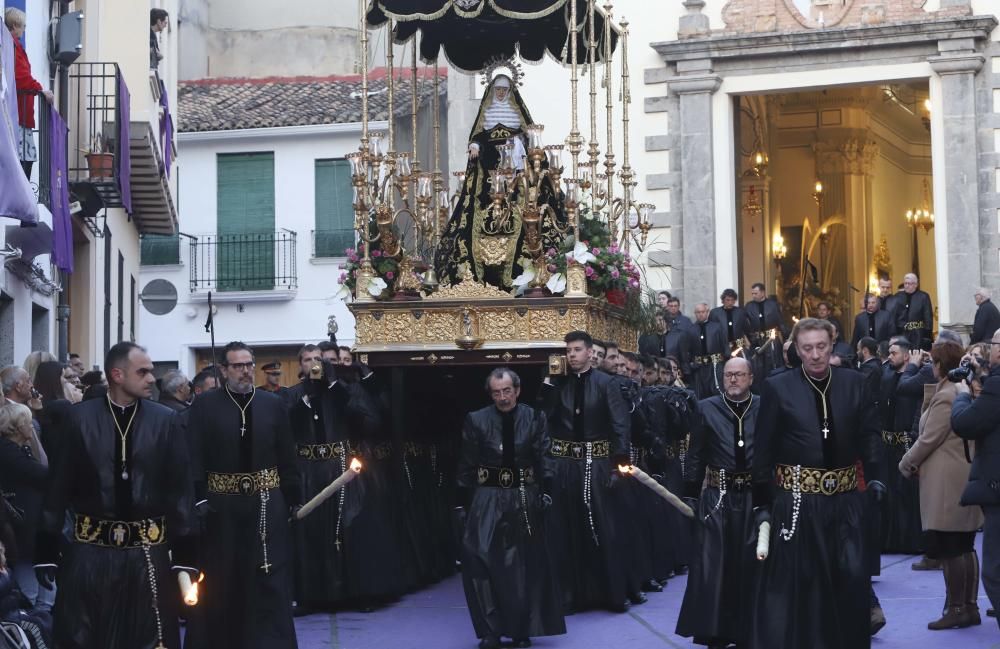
189, 230, 297, 293
67, 62, 127, 211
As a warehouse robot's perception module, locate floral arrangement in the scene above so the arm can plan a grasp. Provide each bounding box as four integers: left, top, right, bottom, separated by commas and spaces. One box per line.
335, 246, 399, 300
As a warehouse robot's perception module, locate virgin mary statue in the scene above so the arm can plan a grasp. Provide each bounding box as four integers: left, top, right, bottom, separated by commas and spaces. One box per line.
434, 74, 567, 290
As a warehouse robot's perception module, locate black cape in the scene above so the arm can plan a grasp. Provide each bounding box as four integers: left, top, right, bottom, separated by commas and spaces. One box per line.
878, 364, 924, 553
894, 289, 933, 349
678, 394, 759, 647
687, 320, 730, 399
456, 403, 565, 640
184, 388, 301, 649
750, 368, 883, 649
39, 398, 195, 649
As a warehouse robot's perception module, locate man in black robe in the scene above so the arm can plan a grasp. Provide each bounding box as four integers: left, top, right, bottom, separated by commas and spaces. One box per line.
710, 289, 751, 352
538, 330, 630, 613
457, 368, 565, 649
688, 303, 730, 400
851, 294, 894, 349
972, 287, 1000, 344
678, 357, 759, 649
879, 338, 924, 555
877, 277, 902, 326
745, 283, 786, 388
35, 341, 197, 649
750, 318, 885, 649
895, 273, 934, 351
185, 341, 301, 649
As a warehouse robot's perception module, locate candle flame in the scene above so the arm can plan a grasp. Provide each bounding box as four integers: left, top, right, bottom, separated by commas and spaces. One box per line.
184, 582, 199, 606
617, 464, 632, 475
350, 457, 363, 472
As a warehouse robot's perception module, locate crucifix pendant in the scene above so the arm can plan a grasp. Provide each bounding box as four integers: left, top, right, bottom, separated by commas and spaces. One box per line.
335, 538, 342, 552
260, 561, 271, 574
822, 422, 830, 439
240, 425, 246, 437
737, 422, 744, 447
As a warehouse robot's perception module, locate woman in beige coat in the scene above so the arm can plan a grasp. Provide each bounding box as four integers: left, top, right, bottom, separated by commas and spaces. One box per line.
900, 341, 984, 630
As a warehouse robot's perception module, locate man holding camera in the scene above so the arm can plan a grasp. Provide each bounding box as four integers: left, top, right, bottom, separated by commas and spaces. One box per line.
538, 330, 631, 613
951, 327, 1000, 627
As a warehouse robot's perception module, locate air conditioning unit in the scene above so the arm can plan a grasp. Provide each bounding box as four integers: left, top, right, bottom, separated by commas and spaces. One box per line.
53, 12, 84, 66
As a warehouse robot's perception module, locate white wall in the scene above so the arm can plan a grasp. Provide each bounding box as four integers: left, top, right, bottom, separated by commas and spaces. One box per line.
140, 126, 367, 374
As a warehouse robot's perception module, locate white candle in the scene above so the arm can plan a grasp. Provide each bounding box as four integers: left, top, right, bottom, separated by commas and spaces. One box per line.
756, 521, 771, 561
621, 465, 695, 518
178, 571, 200, 606
296, 457, 363, 520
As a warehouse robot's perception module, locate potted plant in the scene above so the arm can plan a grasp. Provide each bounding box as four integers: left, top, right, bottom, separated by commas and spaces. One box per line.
84, 134, 114, 179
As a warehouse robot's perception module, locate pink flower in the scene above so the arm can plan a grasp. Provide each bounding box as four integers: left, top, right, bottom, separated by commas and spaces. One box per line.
592, 247, 601, 255
628, 278, 639, 288
547, 264, 557, 273
585, 266, 595, 278
385, 271, 395, 279
349, 255, 359, 263
611, 269, 620, 279
547, 248, 557, 257
609, 245, 619, 253
345, 248, 355, 255
372, 249, 382, 257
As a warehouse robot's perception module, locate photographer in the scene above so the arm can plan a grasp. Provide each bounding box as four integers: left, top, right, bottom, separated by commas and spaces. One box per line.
951, 327, 1000, 627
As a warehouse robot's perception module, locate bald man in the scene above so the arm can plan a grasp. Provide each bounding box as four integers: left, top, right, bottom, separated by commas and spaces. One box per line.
894, 273, 933, 351
686, 303, 730, 399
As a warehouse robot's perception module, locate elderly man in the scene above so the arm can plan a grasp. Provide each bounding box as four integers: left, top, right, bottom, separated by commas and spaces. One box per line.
457, 368, 565, 649
157, 370, 190, 412
895, 273, 933, 351
688, 303, 730, 399
678, 357, 759, 649
972, 288, 1000, 345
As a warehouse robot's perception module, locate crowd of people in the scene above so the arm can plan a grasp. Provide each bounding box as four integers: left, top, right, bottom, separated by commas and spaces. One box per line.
0, 275, 995, 649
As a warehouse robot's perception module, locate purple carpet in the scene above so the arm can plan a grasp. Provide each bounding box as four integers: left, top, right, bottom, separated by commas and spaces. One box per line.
295, 534, 999, 648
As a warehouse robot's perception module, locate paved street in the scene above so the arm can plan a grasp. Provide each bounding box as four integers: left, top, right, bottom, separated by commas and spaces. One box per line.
293, 535, 999, 649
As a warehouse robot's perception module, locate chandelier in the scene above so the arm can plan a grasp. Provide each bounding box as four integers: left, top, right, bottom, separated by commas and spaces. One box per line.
905, 178, 934, 233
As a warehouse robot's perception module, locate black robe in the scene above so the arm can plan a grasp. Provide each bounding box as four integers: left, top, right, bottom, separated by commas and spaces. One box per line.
185, 388, 301, 649
972, 298, 1000, 344
456, 403, 565, 641
709, 305, 751, 345
878, 364, 924, 554
745, 298, 785, 388
750, 368, 883, 649
38, 398, 195, 649
687, 320, 730, 400
894, 289, 934, 350
537, 368, 630, 612
678, 394, 759, 647
287, 377, 401, 608
850, 309, 894, 347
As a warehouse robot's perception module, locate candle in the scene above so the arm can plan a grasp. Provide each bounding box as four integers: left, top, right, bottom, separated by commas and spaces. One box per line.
296, 457, 363, 520
756, 521, 771, 561
620, 465, 694, 518
177, 571, 201, 606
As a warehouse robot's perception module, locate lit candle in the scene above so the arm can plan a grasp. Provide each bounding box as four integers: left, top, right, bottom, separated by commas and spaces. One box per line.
177, 571, 202, 606
619, 465, 694, 518
296, 458, 363, 520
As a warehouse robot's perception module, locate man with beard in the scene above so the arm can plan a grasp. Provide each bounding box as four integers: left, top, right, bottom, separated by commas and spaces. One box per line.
851, 295, 894, 349
538, 331, 630, 613
591, 340, 607, 371
895, 273, 934, 351
677, 357, 758, 649
602, 342, 622, 375
35, 342, 197, 649
688, 303, 730, 399
750, 318, 885, 649
857, 338, 881, 389
457, 368, 566, 649
879, 338, 924, 555
185, 342, 300, 648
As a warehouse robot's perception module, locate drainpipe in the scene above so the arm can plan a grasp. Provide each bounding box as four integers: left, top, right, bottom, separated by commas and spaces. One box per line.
55, 0, 71, 362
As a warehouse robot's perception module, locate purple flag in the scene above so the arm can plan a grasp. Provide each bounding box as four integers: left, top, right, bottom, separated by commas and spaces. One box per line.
116, 72, 132, 214
0, 27, 38, 224
159, 79, 173, 177
49, 105, 73, 273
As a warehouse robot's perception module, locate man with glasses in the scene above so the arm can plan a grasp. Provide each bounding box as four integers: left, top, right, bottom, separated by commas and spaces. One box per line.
678, 357, 759, 649
185, 341, 300, 648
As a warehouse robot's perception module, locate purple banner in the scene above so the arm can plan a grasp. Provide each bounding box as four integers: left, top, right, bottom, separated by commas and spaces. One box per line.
159, 79, 173, 177
49, 104, 73, 273
117, 72, 132, 214
0, 27, 38, 224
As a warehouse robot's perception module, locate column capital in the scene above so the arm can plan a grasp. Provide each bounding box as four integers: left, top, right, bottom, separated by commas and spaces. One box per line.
813, 138, 879, 176
928, 52, 984, 75
668, 74, 721, 95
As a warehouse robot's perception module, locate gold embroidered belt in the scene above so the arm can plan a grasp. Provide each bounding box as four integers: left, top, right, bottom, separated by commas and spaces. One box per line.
73, 514, 166, 549
776, 464, 857, 496
881, 431, 911, 446
664, 443, 678, 460
208, 467, 280, 495
404, 441, 427, 457
707, 468, 752, 490
297, 441, 348, 461
693, 354, 723, 366
549, 438, 610, 459
476, 465, 536, 488
903, 321, 927, 331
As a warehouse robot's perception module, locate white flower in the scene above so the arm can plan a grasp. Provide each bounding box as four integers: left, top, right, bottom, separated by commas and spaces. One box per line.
546, 272, 566, 294
571, 241, 596, 265
332, 284, 353, 302
367, 277, 388, 297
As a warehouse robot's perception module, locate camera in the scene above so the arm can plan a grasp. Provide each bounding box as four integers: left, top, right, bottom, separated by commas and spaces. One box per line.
947, 359, 974, 383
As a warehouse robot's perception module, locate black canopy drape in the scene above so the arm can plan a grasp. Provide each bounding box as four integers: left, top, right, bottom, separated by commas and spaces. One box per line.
367, 0, 619, 72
